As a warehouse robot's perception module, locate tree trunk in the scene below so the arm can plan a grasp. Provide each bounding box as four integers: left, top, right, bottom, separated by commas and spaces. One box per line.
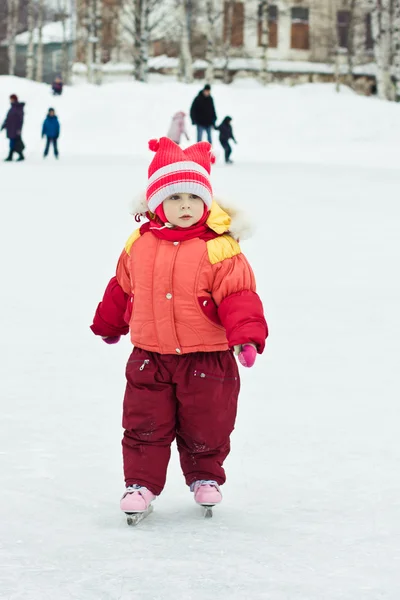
59, 0, 70, 84
133, 0, 141, 80
259, 0, 270, 85
179, 0, 193, 83
114, 0, 123, 63
86, 0, 94, 83
368, 0, 393, 100
205, 0, 216, 83
377, 0, 393, 100
369, 0, 380, 68
346, 0, 357, 87
7, 0, 19, 76
137, 0, 149, 82
94, 0, 103, 84
334, 47, 341, 92
69, 0, 77, 66
36, 0, 45, 82
392, 0, 400, 99
223, 0, 234, 84
26, 0, 35, 79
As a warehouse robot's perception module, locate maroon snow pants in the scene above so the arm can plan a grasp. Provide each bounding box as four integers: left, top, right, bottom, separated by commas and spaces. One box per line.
122, 347, 240, 495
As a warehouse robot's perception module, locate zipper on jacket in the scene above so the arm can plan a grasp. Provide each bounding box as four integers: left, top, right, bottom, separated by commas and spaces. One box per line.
140, 359, 150, 371
193, 370, 237, 382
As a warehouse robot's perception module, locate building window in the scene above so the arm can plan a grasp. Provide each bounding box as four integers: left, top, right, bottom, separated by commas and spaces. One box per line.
258, 5, 278, 49
224, 1, 245, 48
365, 13, 373, 50
337, 10, 350, 49
291, 7, 309, 50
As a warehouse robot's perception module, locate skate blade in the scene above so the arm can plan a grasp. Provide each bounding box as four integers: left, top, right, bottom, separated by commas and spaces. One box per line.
125, 504, 154, 526
200, 504, 214, 519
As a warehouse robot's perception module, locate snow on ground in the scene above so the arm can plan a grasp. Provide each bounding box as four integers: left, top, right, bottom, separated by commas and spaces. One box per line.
0, 76, 400, 600
1, 75, 400, 170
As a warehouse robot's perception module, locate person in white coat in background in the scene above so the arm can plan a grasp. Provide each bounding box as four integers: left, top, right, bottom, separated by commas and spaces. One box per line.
167, 111, 190, 145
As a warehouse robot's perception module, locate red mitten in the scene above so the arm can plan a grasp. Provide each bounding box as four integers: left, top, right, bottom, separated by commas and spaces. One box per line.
234, 343, 257, 368
102, 336, 121, 345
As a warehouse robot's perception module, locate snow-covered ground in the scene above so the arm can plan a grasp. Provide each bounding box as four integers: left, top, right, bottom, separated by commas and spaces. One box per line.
1, 76, 400, 600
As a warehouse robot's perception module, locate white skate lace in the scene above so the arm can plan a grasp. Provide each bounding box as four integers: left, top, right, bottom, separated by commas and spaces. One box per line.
123, 484, 148, 498
190, 480, 220, 492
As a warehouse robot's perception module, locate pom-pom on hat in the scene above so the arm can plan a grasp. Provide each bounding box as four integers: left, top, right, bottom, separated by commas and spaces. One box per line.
146, 137, 215, 213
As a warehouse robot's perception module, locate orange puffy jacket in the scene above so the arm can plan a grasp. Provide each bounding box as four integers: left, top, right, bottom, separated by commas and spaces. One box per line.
91, 202, 268, 355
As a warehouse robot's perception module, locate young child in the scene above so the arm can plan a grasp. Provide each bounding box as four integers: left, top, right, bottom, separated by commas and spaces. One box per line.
42, 108, 60, 159
167, 111, 189, 145
91, 138, 268, 516
216, 116, 236, 164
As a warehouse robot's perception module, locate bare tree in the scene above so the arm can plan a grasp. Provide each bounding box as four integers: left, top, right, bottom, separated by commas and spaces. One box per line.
121, 0, 160, 81
137, 0, 152, 82
25, 0, 35, 79
378, 0, 393, 99
55, 0, 71, 84
85, 1, 95, 83
7, 0, 20, 76
82, 0, 102, 84
366, 0, 392, 99
345, 0, 357, 87
178, 0, 193, 83
94, 0, 103, 84
205, 0, 222, 83
392, 0, 400, 97
36, 0, 45, 81
222, 0, 234, 84
259, 0, 270, 85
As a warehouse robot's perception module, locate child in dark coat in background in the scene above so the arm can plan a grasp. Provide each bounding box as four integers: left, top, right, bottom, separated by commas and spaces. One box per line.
216, 116, 237, 164
42, 108, 60, 159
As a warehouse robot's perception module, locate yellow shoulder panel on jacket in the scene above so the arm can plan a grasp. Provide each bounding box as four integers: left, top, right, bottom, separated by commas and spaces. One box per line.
124, 229, 141, 254
206, 234, 241, 265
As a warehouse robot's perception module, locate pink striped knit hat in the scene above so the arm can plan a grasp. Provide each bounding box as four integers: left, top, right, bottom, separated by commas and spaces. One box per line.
146, 137, 215, 213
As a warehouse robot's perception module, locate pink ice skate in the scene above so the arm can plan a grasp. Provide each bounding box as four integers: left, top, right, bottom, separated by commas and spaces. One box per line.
191, 480, 222, 517
120, 485, 156, 525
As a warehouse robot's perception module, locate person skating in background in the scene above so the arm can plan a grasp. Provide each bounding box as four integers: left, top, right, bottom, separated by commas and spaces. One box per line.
190, 84, 217, 144
167, 111, 189, 145
216, 116, 237, 164
42, 108, 60, 159
52, 77, 63, 96
90, 137, 268, 520
1, 94, 25, 162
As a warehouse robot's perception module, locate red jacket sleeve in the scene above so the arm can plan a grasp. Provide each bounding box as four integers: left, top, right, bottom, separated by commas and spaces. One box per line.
212, 253, 268, 353
218, 290, 268, 353
90, 276, 130, 337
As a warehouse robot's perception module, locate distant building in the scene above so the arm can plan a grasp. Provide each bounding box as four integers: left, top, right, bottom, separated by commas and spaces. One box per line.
75, 0, 375, 91
192, 0, 374, 65
113, 0, 374, 82
0, 20, 75, 83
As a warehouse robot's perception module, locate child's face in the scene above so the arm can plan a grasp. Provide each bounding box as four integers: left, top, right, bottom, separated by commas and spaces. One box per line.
163, 193, 205, 228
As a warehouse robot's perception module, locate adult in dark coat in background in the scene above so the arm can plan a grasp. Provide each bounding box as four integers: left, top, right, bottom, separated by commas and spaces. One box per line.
190, 84, 217, 144
1, 94, 25, 162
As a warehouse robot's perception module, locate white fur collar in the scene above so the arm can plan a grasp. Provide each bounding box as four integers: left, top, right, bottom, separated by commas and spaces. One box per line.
129, 193, 254, 241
